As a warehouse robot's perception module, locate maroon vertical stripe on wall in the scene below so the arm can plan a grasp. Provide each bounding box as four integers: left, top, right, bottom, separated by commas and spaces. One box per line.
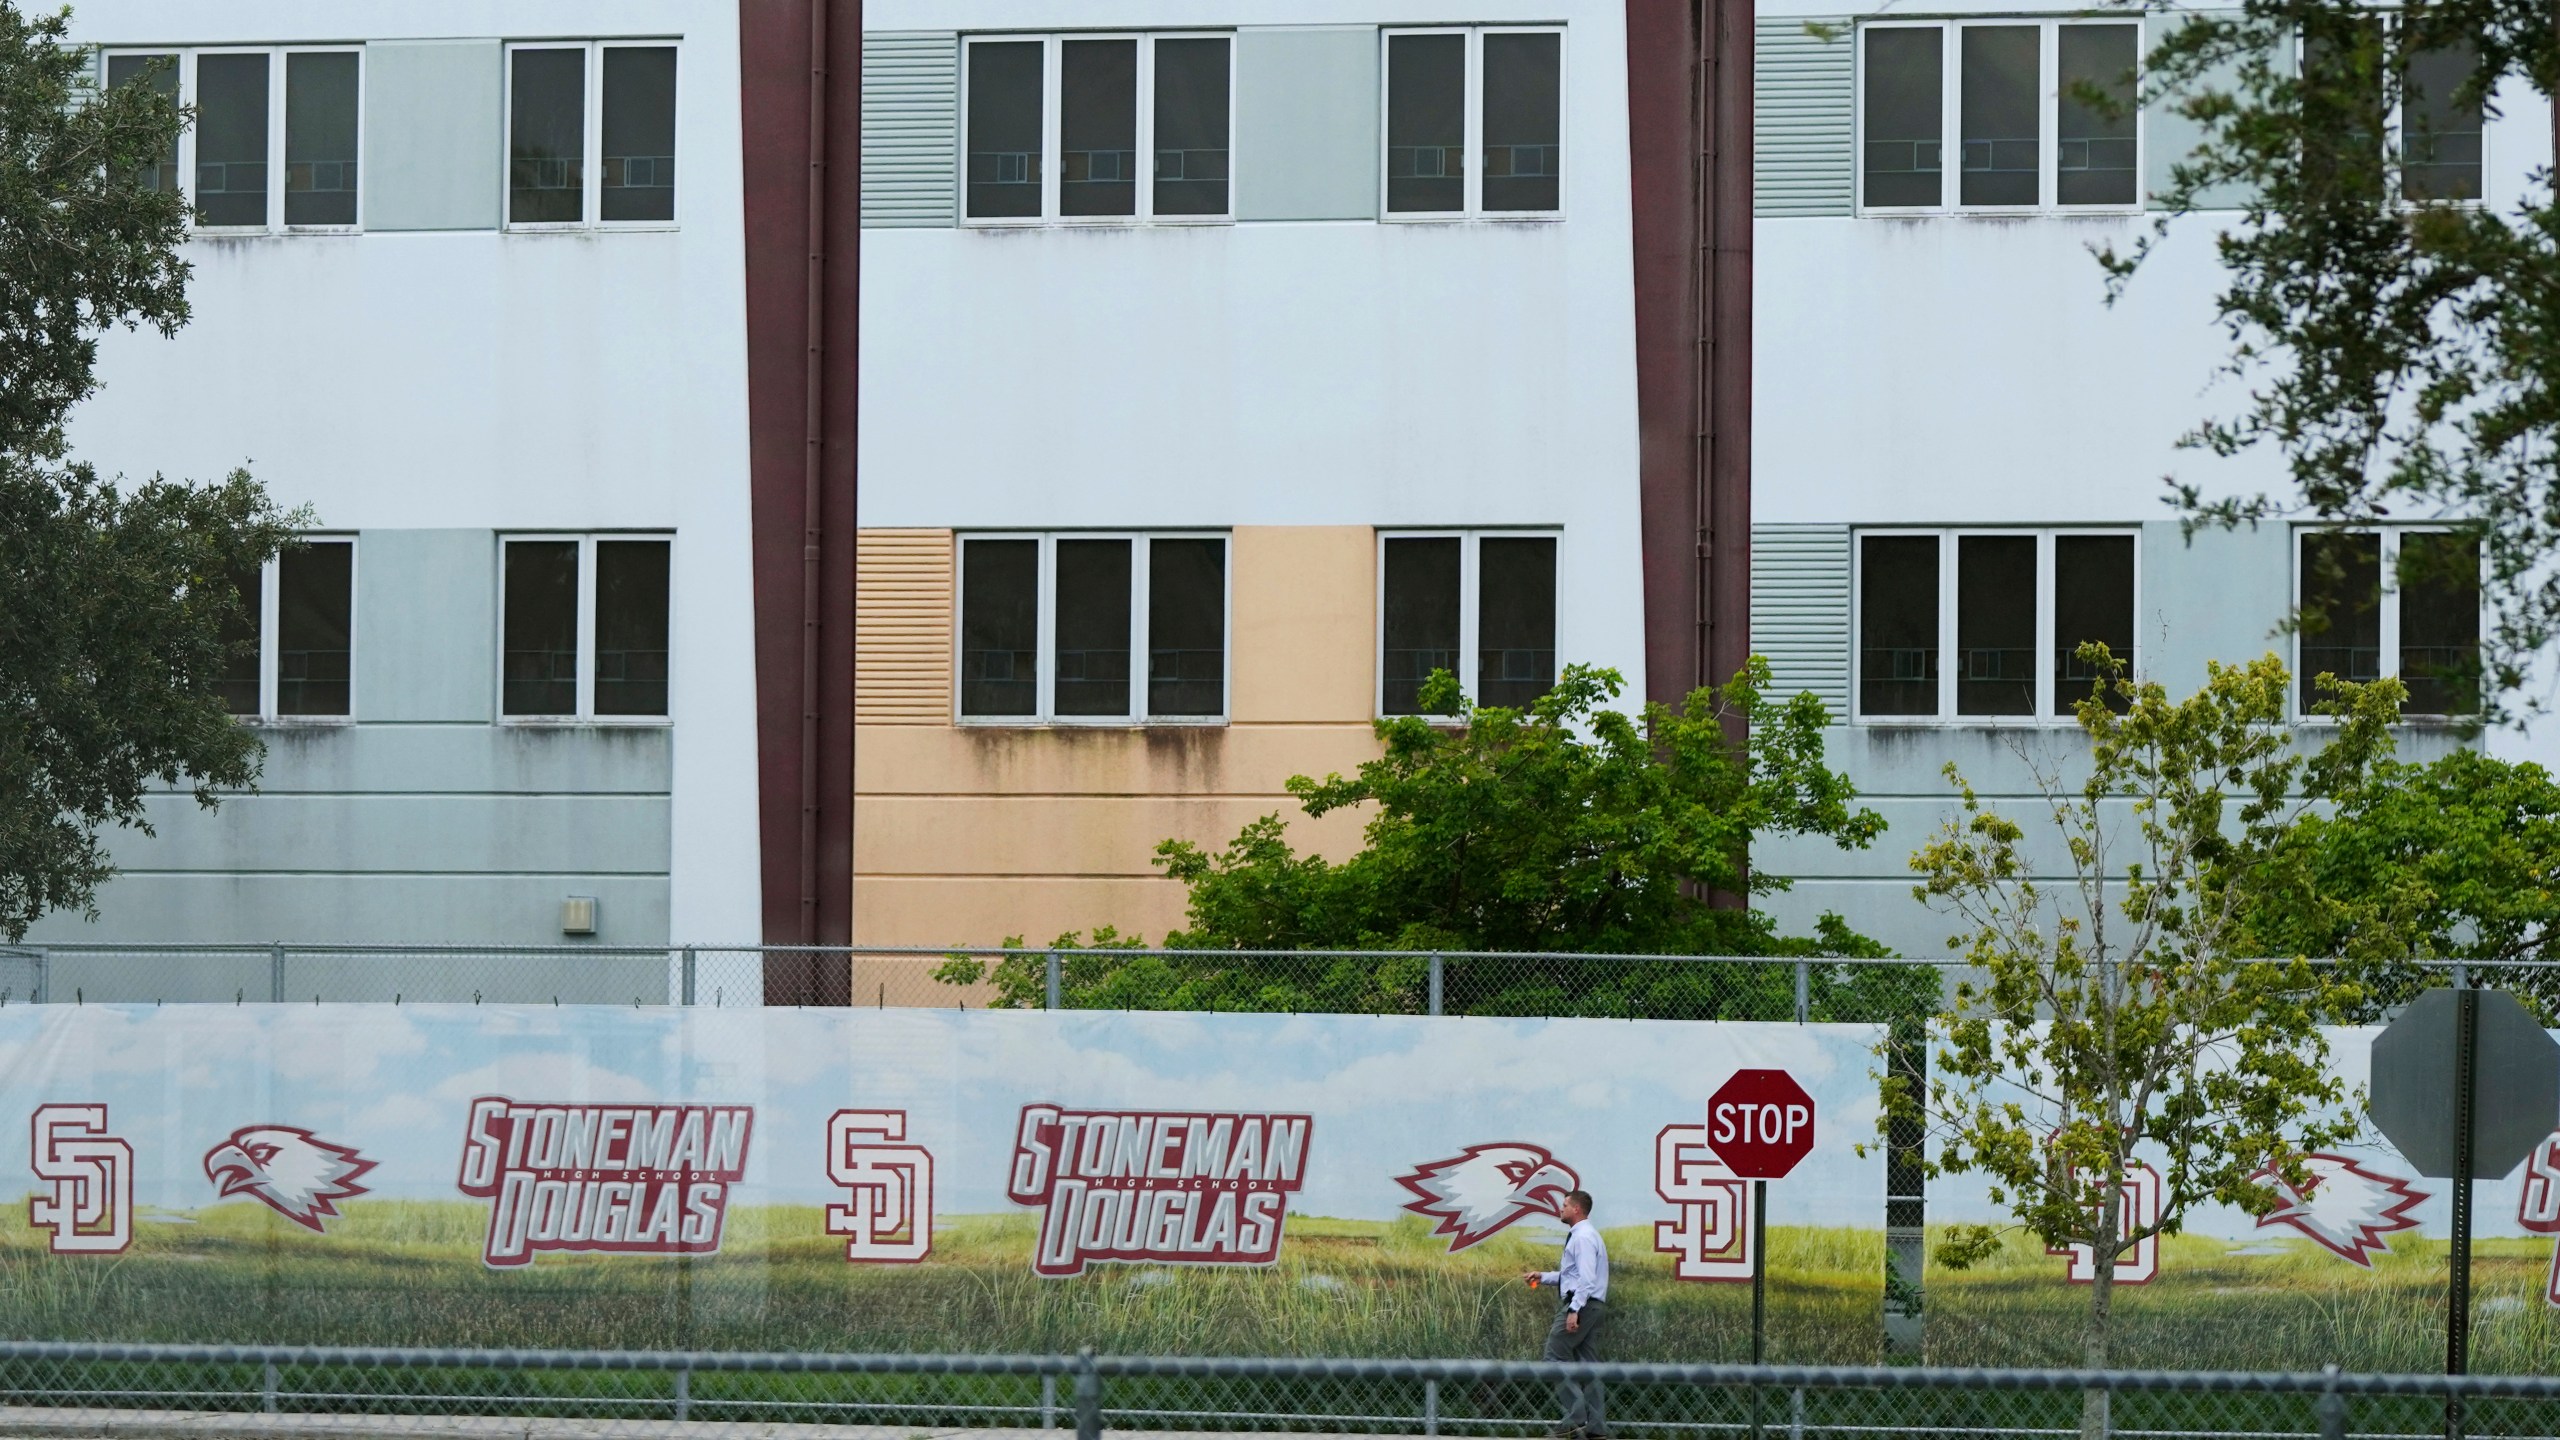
1704, 0, 1754, 695
1625, 0, 1702, 709
739, 0, 859, 995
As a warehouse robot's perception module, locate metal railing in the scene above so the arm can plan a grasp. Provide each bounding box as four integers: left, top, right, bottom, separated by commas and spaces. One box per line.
0, 1342, 2552, 1438
1, 944, 2546, 1019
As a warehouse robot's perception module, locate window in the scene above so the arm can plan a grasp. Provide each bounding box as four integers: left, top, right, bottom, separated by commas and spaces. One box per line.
957, 534, 1228, 723
103, 47, 361, 230
501, 536, 672, 719
1384, 28, 1564, 218
2402, 39, 2484, 201
218, 538, 354, 720
508, 42, 678, 228
2296, 22, 2483, 204
2295, 529, 2479, 717
1856, 530, 2137, 721
963, 34, 1232, 224
1379, 531, 1557, 715
1860, 20, 2140, 212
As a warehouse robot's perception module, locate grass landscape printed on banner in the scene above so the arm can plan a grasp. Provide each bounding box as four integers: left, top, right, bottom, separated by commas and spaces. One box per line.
0, 1200, 1881, 1361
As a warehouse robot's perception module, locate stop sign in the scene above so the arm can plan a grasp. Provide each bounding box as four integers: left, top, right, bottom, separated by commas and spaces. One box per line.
1708, 1069, 1817, 1179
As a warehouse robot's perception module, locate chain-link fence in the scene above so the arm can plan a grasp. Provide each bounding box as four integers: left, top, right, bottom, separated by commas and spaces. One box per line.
0, 1343, 2553, 1438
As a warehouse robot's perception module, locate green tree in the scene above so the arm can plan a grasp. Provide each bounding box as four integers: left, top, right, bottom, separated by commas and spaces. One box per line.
2112, 0, 2560, 713
1, 2, 296, 938
1893, 652, 2393, 1432
944, 662, 1942, 1020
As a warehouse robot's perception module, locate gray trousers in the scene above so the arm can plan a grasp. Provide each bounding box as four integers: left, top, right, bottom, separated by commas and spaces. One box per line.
1541, 1298, 1606, 1434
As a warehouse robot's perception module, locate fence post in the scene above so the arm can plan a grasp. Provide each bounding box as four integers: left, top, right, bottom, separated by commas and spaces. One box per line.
1788, 1386, 1804, 1440
673, 1362, 692, 1422
1423, 1377, 1440, 1436
1073, 1347, 1102, 1440
1042, 1372, 1058, 1429
681, 947, 698, 1006
261, 1361, 278, 1415
1793, 959, 1809, 1024
1428, 953, 1444, 1016
269, 943, 285, 1004
1047, 951, 1063, 1011
2316, 1364, 2345, 1440
28, 948, 44, 1005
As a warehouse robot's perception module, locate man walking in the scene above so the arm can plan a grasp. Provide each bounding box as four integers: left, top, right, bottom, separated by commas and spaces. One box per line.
1522, 1188, 1608, 1439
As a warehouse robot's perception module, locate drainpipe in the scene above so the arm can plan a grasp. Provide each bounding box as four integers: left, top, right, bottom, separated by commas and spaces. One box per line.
799, 0, 830, 945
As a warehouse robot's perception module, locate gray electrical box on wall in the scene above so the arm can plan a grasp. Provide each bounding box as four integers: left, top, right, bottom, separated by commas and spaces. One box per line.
560, 896, 599, 936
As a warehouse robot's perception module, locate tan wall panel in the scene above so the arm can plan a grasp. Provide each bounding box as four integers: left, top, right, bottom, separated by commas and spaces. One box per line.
1231, 525, 1375, 723
853, 876, 1194, 949
856, 722, 1381, 796
855, 529, 952, 723
856, 794, 1367, 876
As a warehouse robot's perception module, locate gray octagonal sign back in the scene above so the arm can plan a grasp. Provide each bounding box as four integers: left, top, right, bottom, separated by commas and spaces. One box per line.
2369, 988, 2560, 1180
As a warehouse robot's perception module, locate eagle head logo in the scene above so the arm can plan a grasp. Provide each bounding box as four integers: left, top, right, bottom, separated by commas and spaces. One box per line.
1396, 1143, 1580, 1251
2249, 1152, 2428, 1267
204, 1126, 374, 1233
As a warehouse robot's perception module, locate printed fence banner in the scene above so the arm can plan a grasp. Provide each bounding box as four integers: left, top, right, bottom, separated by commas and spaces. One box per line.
0, 1006, 1885, 1361
1924, 1024, 2560, 1374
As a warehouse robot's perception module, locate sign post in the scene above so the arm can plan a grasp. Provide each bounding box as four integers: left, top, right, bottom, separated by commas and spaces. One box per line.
2369, 985, 2560, 1440
1707, 1068, 1818, 1440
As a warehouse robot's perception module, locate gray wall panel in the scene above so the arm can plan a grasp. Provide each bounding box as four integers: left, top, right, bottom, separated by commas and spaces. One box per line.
2141, 519, 2291, 693
365, 41, 502, 232
26, 875, 671, 951
210, 724, 671, 794
1756, 17, 1853, 217
357, 529, 494, 722
862, 32, 958, 227
1236, 27, 1378, 222
106, 793, 670, 874
2145, 12, 2256, 211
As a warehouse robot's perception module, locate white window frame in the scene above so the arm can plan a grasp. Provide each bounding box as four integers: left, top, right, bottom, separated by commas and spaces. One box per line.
233, 535, 359, 723
953, 531, 1232, 726
1379, 25, 1569, 223
958, 32, 1237, 228
1373, 527, 1562, 717
1851, 528, 2142, 725
503, 40, 682, 233
105, 46, 366, 234
1853, 17, 2146, 217
2291, 526, 2482, 721
497, 533, 676, 725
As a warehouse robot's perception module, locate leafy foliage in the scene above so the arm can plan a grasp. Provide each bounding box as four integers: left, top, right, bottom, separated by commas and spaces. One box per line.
0, 4, 295, 937
0, 3, 193, 458
2110, 0, 2560, 715
1890, 650, 2395, 1389
941, 663, 1943, 1020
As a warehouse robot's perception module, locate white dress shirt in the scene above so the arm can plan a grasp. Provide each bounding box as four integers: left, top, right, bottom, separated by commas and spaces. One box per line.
1538, 1217, 1610, 1310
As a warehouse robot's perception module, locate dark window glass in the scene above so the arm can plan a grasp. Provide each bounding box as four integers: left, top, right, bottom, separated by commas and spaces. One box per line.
2404, 40, 2482, 202
596, 540, 671, 716
2399, 532, 2480, 716
284, 52, 358, 225
1382, 537, 1461, 713
1479, 537, 1557, 709
216, 564, 262, 716
1961, 26, 2039, 206
510, 48, 585, 223
2299, 532, 2383, 710
1148, 538, 1225, 716
967, 41, 1044, 219
1956, 536, 2035, 716
1056, 540, 1133, 716
2303, 21, 2386, 203
2054, 535, 2136, 713
1863, 28, 1942, 207
1060, 40, 1137, 218
602, 47, 677, 222
106, 54, 181, 194
1153, 38, 1231, 217
960, 539, 1038, 716
2057, 25, 2137, 206
1387, 34, 1465, 213
195, 53, 270, 226
277, 541, 352, 717
1483, 32, 1561, 212
1861, 536, 1939, 716
504, 541, 580, 716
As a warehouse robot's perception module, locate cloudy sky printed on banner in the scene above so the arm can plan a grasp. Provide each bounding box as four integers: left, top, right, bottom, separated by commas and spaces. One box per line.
0, 1008, 1887, 1231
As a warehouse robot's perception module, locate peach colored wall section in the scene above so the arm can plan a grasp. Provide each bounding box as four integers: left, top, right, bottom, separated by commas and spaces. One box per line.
853, 525, 1382, 949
